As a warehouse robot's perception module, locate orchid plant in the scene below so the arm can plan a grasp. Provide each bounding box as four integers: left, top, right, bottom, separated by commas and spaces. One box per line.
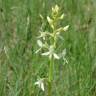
35, 5, 69, 96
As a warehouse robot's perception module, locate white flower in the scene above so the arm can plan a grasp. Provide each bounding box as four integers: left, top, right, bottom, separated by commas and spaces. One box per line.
35, 78, 45, 91
41, 45, 60, 59
38, 32, 47, 40
37, 31, 51, 40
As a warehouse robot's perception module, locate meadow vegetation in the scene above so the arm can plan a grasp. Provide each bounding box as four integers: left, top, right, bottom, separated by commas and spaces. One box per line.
0, 0, 96, 96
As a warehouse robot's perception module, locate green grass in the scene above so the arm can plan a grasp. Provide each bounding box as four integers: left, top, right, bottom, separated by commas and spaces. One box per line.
0, 0, 96, 96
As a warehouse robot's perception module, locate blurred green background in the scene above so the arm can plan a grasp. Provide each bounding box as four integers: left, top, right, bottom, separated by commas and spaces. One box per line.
0, 0, 96, 96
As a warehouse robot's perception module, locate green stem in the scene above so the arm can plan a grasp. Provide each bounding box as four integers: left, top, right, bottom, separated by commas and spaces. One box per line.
48, 17, 57, 96
48, 57, 54, 96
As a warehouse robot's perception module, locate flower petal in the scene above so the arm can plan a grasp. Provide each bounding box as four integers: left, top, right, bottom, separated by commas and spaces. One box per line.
63, 25, 69, 31
41, 82, 44, 91
34, 81, 39, 85
37, 40, 43, 47
41, 52, 50, 56
53, 53, 60, 59
47, 16, 52, 24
